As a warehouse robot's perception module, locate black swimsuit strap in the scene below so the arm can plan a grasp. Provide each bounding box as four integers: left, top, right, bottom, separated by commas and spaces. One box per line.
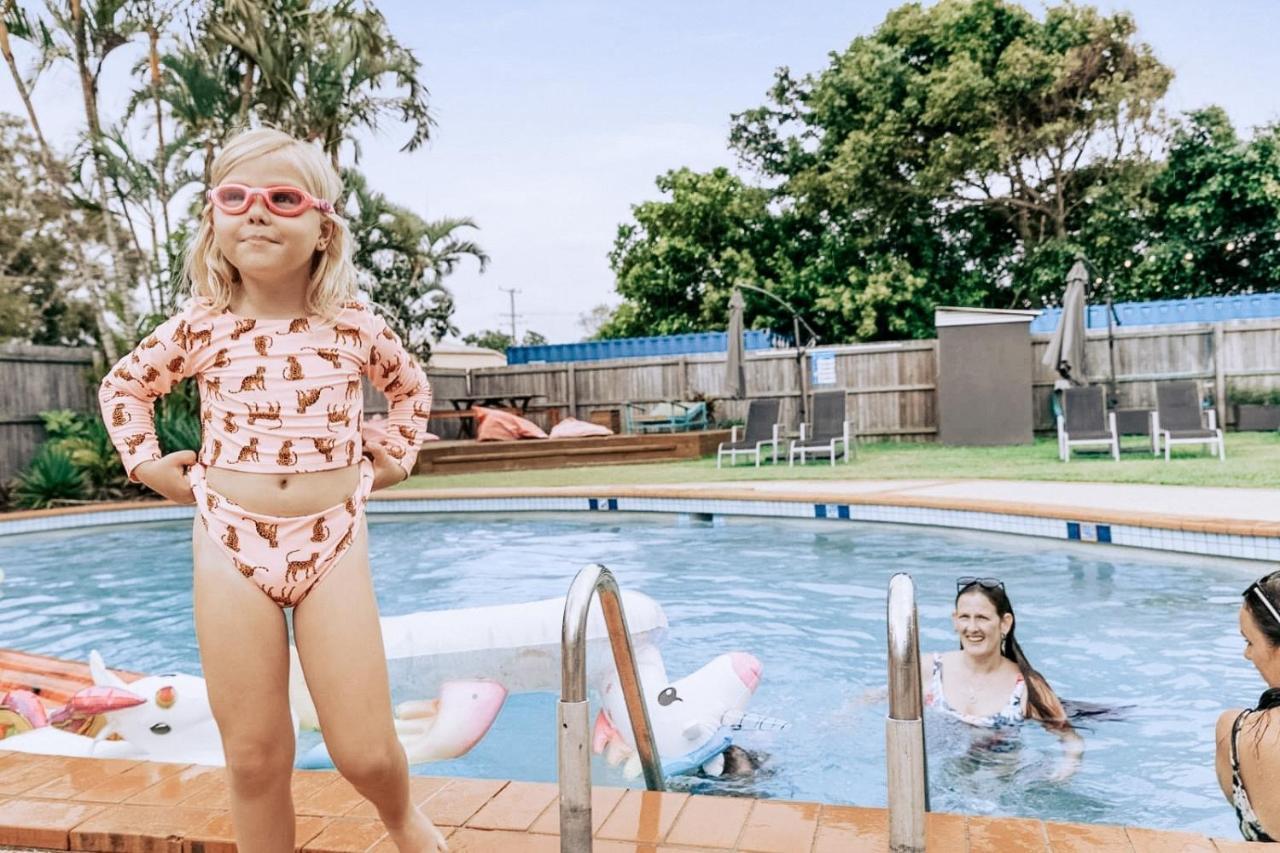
1231, 709, 1251, 772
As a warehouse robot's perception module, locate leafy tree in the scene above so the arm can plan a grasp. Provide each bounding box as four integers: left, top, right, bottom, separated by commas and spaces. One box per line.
0, 113, 101, 346
462, 329, 547, 353
1130, 108, 1280, 299
602, 167, 777, 338
608, 0, 1176, 342
578, 303, 613, 339
204, 0, 432, 169
345, 170, 487, 361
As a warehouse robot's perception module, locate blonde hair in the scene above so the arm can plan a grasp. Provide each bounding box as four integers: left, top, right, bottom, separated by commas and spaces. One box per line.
182, 128, 357, 320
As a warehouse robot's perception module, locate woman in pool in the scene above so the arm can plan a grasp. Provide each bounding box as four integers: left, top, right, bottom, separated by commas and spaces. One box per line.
1215, 570, 1280, 842
98, 128, 446, 851
924, 576, 1083, 779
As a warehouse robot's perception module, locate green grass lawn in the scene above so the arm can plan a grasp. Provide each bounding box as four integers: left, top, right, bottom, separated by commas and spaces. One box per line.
403, 431, 1280, 491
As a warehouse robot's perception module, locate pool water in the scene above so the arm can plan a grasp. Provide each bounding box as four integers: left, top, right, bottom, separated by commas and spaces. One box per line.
0, 512, 1263, 836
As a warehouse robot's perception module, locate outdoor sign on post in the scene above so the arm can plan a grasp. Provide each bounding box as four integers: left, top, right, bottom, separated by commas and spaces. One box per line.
810, 350, 836, 386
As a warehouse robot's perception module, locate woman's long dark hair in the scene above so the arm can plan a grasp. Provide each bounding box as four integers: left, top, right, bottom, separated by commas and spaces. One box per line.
1243, 573, 1280, 730
956, 581, 1061, 723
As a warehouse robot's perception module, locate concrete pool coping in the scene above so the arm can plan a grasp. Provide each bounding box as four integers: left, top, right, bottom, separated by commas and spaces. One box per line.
1, 478, 1277, 850
6, 477, 1278, 561
0, 752, 1268, 851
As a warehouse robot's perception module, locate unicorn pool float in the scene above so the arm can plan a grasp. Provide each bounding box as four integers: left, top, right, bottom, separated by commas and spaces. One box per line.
1, 592, 786, 777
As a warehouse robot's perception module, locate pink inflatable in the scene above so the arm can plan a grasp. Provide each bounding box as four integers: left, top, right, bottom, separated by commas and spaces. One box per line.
475, 406, 548, 441
549, 417, 613, 439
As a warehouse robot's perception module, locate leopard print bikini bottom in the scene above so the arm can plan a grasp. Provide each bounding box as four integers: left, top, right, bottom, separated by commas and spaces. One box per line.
187, 458, 374, 608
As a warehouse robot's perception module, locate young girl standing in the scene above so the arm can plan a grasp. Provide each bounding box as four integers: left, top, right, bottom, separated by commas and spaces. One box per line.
99, 128, 447, 852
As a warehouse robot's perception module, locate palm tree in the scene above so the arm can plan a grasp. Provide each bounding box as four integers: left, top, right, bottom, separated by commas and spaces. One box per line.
204, 0, 432, 170
0, 0, 56, 172
20, 0, 145, 359
344, 170, 486, 360
133, 40, 240, 191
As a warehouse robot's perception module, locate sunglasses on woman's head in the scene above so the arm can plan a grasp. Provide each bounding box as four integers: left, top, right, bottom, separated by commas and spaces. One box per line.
1246, 570, 1280, 626
957, 576, 1004, 593
206, 183, 334, 217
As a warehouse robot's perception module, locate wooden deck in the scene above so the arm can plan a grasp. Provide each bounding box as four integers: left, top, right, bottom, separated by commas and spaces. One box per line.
412, 430, 729, 475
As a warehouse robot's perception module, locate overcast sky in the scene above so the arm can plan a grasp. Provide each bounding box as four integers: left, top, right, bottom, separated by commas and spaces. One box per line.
2, 1, 1277, 342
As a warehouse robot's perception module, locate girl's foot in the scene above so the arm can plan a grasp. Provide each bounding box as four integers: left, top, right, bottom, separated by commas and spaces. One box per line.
386, 807, 448, 852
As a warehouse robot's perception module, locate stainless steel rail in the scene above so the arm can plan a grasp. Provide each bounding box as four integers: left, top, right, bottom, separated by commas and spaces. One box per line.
886, 572, 928, 852
559, 564, 664, 852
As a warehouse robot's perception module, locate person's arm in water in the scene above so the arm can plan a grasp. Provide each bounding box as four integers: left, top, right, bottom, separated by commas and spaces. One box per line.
1028, 675, 1084, 781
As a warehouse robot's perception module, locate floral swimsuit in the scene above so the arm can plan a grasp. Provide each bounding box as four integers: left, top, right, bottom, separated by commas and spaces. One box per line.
925, 653, 1026, 728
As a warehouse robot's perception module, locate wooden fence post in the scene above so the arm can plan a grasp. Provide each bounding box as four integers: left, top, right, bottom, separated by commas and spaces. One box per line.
1213, 322, 1227, 427
567, 363, 577, 420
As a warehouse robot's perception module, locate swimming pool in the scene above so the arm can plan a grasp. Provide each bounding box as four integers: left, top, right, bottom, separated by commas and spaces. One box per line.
0, 512, 1261, 836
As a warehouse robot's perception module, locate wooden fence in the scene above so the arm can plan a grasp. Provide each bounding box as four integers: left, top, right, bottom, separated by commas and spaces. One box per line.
0, 343, 100, 484
4, 317, 1279, 480
1030, 320, 1280, 430
450, 339, 940, 440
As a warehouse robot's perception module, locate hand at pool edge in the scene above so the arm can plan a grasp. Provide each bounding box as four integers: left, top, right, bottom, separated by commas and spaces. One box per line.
135, 450, 197, 505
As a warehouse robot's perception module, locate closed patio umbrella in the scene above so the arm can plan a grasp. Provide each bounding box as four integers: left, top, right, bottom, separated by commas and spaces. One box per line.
725, 288, 746, 398
1042, 260, 1088, 385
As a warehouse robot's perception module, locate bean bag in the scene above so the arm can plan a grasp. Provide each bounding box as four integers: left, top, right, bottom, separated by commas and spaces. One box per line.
475, 406, 548, 441
549, 417, 613, 439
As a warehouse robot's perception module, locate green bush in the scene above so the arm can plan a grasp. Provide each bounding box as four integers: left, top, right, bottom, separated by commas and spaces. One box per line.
155, 378, 202, 455
11, 444, 88, 509
1228, 386, 1280, 407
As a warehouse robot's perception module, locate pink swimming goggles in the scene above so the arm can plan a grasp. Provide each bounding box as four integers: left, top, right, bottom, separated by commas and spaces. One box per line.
207, 183, 335, 217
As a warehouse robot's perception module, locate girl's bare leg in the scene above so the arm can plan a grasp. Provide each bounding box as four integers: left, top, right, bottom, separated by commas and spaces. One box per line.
192, 519, 297, 853
294, 523, 447, 851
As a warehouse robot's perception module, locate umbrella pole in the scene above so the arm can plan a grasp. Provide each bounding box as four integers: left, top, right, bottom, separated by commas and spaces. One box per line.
794, 315, 808, 427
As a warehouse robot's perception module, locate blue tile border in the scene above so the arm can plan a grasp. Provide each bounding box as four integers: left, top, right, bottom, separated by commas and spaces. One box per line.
2, 495, 1276, 563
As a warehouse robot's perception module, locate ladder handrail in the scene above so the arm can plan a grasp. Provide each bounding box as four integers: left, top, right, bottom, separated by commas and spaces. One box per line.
559, 564, 664, 853
886, 572, 928, 853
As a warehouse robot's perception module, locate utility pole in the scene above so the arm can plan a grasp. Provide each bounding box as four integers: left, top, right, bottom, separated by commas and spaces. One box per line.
499, 287, 520, 343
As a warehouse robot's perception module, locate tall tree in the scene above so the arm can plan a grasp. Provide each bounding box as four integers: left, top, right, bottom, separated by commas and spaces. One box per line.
0, 0, 55, 169
607, 0, 1175, 342
204, 0, 432, 169
1133, 108, 1280, 299
0, 114, 101, 346
603, 167, 777, 338
345, 170, 487, 361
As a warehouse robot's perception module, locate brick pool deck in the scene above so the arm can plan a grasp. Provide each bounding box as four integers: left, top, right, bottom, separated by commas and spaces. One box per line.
1, 478, 1277, 850
0, 752, 1269, 851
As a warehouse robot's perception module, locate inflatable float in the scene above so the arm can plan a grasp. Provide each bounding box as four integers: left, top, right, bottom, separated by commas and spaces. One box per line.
1, 592, 785, 776
290, 591, 787, 776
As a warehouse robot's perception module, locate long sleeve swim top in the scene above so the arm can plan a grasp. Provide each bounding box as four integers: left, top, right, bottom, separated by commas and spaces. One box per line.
98, 297, 432, 481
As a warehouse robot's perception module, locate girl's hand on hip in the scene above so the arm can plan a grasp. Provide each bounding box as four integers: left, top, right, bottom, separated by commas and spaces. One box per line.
363, 441, 408, 491
134, 450, 198, 505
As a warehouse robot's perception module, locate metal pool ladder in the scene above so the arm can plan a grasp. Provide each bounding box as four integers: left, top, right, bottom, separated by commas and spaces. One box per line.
887, 572, 929, 852
559, 564, 665, 853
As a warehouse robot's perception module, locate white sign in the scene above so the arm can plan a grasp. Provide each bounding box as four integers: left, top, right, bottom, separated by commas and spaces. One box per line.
811, 351, 837, 385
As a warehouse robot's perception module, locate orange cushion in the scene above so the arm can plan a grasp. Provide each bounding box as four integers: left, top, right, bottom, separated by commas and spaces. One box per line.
549, 417, 613, 439
475, 406, 548, 441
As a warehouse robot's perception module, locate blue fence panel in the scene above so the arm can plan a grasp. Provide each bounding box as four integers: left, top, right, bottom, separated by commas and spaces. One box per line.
1029, 291, 1280, 334
506, 329, 783, 365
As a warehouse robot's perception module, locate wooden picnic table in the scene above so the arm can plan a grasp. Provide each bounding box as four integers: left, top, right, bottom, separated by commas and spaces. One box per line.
446, 394, 545, 438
